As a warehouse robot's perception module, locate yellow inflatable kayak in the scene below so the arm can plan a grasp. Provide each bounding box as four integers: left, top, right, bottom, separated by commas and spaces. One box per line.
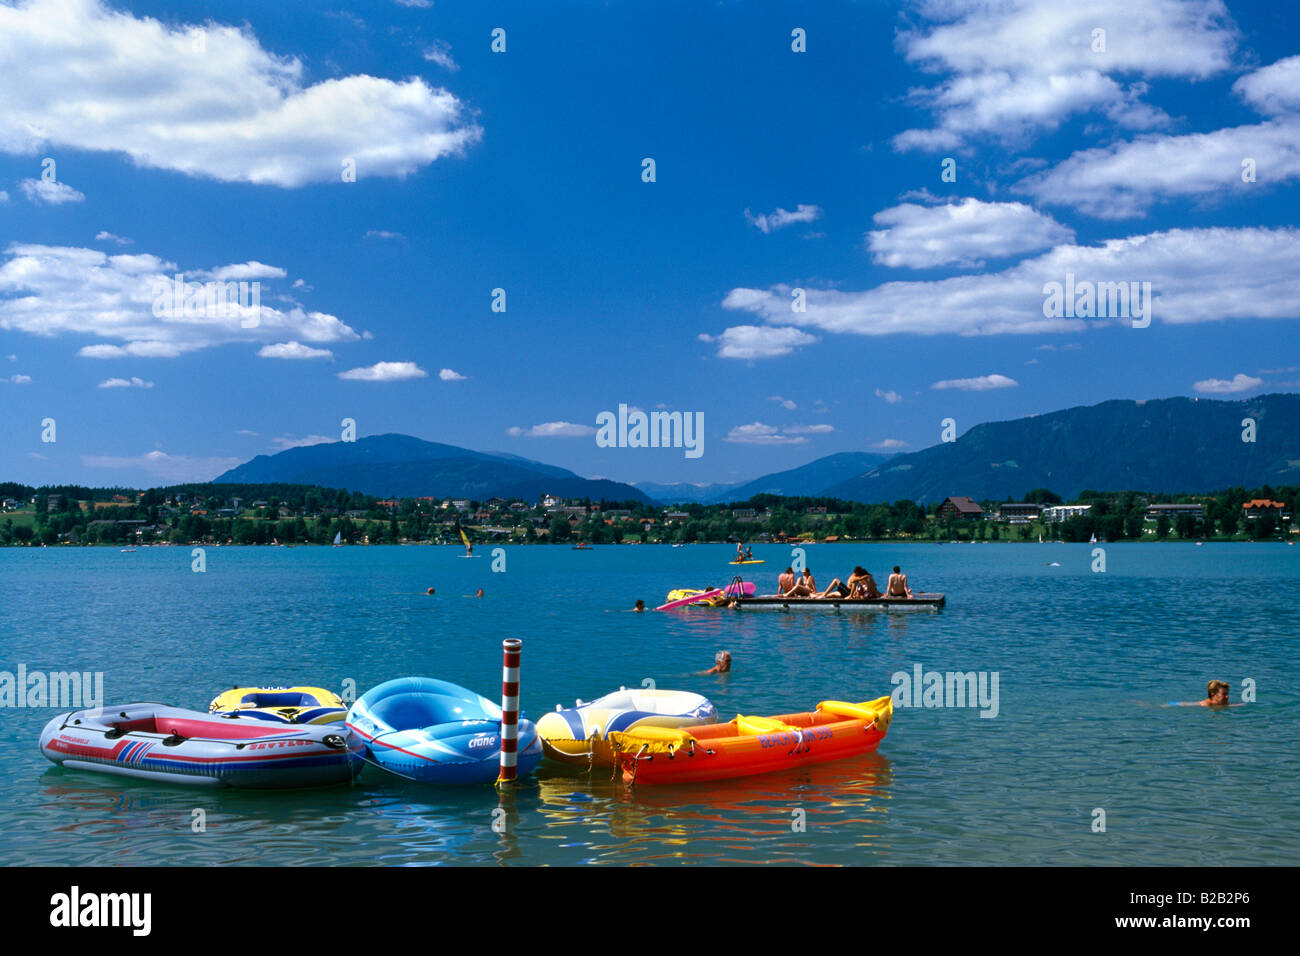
208, 686, 348, 725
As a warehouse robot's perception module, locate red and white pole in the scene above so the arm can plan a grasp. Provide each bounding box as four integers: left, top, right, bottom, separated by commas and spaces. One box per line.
497, 638, 522, 785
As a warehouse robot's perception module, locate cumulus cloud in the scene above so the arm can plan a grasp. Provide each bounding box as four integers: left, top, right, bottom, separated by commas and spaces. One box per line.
0, 243, 359, 357
98, 376, 153, 388
1193, 373, 1263, 395
20, 179, 84, 204
868, 198, 1073, 268
507, 422, 597, 438
95, 231, 132, 245
701, 323, 818, 359
744, 204, 823, 234
892, 0, 1237, 151
1014, 56, 1300, 218
82, 449, 241, 482
364, 230, 406, 240
338, 361, 427, 382
4, 373, 32, 384
931, 374, 1018, 391
875, 388, 903, 404
783, 424, 834, 435
873, 438, 909, 449
723, 423, 807, 445
438, 368, 467, 381
1234, 54, 1300, 115
205, 261, 287, 281
258, 341, 333, 359
767, 394, 797, 409
719, 227, 1300, 339
0, 0, 482, 187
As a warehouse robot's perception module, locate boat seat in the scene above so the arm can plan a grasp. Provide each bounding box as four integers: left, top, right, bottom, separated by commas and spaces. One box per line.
735, 715, 798, 736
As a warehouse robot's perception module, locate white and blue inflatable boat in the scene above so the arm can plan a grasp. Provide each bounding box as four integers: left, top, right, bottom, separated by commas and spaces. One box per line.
346, 677, 542, 785
39, 704, 364, 788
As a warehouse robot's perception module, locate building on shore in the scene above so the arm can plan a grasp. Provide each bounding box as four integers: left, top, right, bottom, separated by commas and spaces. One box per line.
1041, 504, 1092, 523
938, 496, 984, 520
995, 502, 1043, 524
1144, 503, 1204, 521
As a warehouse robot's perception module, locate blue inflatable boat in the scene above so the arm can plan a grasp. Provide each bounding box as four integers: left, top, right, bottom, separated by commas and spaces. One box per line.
346, 677, 542, 784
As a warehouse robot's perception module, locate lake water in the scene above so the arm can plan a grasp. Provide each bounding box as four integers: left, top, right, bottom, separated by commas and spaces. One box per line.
2, 542, 1297, 866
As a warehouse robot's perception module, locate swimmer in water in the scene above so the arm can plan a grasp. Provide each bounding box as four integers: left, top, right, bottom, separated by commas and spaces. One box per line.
1174, 680, 1241, 707
426, 587, 435, 595
475, 588, 484, 598
704, 650, 731, 674
632, 599, 645, 612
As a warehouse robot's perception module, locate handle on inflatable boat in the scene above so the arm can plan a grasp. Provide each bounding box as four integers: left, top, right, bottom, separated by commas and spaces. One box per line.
323, 734, 347, 750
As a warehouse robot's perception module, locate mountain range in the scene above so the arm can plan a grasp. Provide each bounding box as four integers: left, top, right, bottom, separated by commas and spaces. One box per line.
212, 395, 1300, 505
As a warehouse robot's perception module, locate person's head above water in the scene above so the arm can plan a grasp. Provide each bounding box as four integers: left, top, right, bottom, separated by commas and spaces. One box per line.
633, 599, 645, 611
714, 650, 731, 670
1206, 679, 1230, 704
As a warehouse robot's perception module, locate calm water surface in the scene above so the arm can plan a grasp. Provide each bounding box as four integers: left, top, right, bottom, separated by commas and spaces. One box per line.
2, 542, 1297, 866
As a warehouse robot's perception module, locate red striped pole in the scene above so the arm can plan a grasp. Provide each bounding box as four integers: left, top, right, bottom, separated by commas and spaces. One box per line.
497, 638, 522, 785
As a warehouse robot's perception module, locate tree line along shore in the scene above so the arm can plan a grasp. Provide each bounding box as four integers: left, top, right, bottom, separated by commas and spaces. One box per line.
0, 482, 1295, 548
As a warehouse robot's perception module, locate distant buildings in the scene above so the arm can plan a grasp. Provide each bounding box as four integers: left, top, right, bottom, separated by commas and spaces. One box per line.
995, 502, 1043, 524
1242, 499, 1291, 521
938, 496, 984, 520
1041, 504, 1092, 523
1145, 503, 1204, 521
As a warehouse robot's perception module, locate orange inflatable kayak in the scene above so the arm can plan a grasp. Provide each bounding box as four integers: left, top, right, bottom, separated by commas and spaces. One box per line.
608, 697, 892, 785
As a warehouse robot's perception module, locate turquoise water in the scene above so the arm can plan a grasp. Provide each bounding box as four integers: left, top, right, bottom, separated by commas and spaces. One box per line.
2, 542, 1297, 866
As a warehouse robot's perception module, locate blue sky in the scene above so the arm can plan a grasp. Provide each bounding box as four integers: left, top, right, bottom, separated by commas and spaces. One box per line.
2, 0, 1298, 489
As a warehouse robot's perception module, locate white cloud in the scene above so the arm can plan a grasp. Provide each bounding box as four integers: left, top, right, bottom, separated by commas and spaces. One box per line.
723, 423, 807, 445
439, 368, 467, 381
235, 429, 260, 436
783, 424, 834, 435
719, 227, 1300, 339
1234, 54, 1300, 115
1193, 373, 1263, 395
258, 341, 333, 359
20, 178, 85, 204
364, 230, 406, 240
205, 261, 287, 281
0, 243, 359, 357
423, 41, 458, 72
872, 438, 909, 450
1016, 118, 1300, 217
338, 361, 428, 382
4, 373, 32, 384
81, 449, 241, 482
875, 388, 903, 404
95, 231, 132, 245
0, 190, 8, 202
0, 0, 482, 188
98, 376, 153, 388
867, 198, 1073, 268
892, 0, 1237, 151
271, 434, 336, 450
744, 204, 823, 234
395, 0, 434, 7
702, 323, 818, 359
507, 422, 597, 438
931, 374, 1018, 391
767, 394, 797, 410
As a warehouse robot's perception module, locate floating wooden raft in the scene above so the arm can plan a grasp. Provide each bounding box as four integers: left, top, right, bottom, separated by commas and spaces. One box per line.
733, 592, 946, 610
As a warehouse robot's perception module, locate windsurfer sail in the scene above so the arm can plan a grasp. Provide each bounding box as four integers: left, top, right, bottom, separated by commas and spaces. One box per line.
459, 526, 473, 557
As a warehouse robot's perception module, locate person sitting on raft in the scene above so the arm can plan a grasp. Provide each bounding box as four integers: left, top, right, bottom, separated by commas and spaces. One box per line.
818, 567, 880, 599
704, 650, 731, 674
886, 565, 913, 599
778, 567, 797, 595
780, 568, 817, 597
736, 543, 745, 562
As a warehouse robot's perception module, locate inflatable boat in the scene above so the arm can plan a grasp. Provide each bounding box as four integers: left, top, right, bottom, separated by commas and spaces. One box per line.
346, 677, 542, 784
39, 704, 364, 788
208, 686, 347, 724
537, 688, 718, 766
608, 697, 892, 785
